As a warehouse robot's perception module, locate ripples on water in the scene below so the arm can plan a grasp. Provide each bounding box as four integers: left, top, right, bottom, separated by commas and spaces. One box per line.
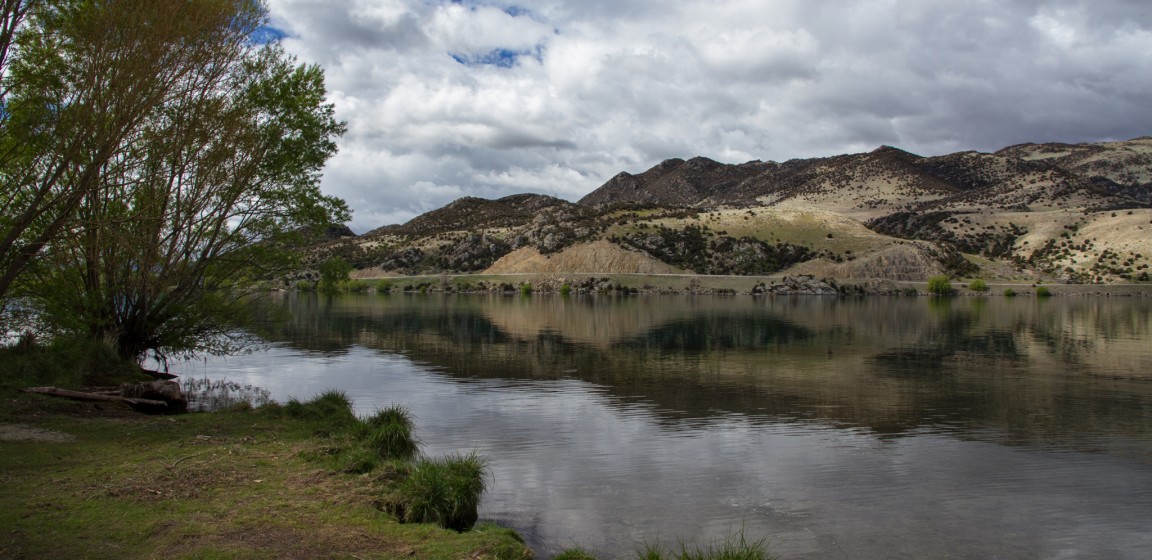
175, 294, 1152, 559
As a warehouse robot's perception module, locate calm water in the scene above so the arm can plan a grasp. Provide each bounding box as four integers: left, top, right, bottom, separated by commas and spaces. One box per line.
174, 293, 1152, 559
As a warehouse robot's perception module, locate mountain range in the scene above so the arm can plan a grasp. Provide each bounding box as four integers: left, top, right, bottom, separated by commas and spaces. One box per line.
309, 137, 1152, 284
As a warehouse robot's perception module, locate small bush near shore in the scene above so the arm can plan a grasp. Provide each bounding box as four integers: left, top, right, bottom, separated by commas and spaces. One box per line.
968, 279, 989, 292
1004, 288, 1017, 297
927, 275, 954, 296
346, 279, 372, 292
1036, 286, 1052, 297
391, 452, 490, 532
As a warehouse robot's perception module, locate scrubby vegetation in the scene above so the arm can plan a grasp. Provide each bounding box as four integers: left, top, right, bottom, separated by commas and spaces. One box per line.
637, 531, 775, 560
927, 275, 955, 296
279, 393, 490, 533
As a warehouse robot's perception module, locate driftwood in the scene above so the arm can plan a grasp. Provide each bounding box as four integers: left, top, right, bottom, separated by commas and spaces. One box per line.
22, 386, 168, 408
140, 368, 178, 380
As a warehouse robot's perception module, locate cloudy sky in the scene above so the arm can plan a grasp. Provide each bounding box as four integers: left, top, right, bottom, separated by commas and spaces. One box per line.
265, 0, 1152, 231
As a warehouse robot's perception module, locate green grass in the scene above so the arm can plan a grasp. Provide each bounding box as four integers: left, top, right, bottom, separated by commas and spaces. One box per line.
554, 547, 598, 560
638, 531, 776, 560
363, 405, 421, 460
389, 452, 490, 532
0, 335, 148, 390
0, 389, 529, 559
282, 389, 360, 435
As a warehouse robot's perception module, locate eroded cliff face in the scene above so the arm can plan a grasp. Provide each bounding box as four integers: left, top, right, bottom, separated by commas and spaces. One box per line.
307, 138, 1152, 283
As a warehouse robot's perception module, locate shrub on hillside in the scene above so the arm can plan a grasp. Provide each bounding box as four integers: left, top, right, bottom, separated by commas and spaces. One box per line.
927, 275, 954, 295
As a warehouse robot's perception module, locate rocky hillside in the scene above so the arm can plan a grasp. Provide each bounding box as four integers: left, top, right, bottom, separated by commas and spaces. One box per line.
307, 137, 1152, 284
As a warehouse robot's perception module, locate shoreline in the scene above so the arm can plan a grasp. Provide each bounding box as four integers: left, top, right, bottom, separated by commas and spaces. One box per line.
339, 272, 1152, 297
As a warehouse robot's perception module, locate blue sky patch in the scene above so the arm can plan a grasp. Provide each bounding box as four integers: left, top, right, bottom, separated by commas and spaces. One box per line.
448, 0, 534, 20
250, 25, 288, 45
450, 45, 544, 68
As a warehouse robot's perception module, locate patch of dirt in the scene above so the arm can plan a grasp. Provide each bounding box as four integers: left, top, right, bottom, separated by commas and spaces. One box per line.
484, 239, 683, 274
0, 423, 76, 442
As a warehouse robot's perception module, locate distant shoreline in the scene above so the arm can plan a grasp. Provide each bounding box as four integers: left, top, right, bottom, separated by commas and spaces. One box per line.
337, 272, 1152, 297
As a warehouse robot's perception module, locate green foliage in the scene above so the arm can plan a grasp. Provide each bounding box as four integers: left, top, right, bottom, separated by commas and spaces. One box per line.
282, 390, 360, 435
318, 257, 353, 294
1036, 286, 1052, 297
2, 0, 348, 360
392, 452, 490, 532
968, 279, 989, 292
0, 335, 143, 389
345, 280, 372, 293
559, 283, 572, 296
927, 275, 954, 296
364, 405, 421, 460
554, 548, 598, 560
638, 531, 775, 560
1004, 288, 1017, 297
520, 282, 533, 296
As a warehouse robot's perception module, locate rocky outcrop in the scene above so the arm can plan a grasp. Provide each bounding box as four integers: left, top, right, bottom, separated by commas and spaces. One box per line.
753, 275, 841, 295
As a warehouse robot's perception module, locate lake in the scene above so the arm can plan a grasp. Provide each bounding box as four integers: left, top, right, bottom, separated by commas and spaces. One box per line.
173, 292, 1152, 559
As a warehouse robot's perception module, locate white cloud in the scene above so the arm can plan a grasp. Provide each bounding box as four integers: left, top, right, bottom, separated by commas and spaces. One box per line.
267, 0, 1152, 232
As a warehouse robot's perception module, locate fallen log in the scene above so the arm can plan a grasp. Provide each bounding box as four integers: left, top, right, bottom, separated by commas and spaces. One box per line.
140, 368, 178, 380
21, 386, 168, 408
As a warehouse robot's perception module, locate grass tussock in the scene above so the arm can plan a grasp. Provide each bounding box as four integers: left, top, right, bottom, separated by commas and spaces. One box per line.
388, 452, 490, 532
283, 389, 360, 434
554, 547, 598, 560
273, 392, 487, 533
363, 405, 421, 460
638, 531, 776, 560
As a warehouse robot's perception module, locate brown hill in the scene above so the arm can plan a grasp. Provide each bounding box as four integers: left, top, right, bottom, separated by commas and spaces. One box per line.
310, 138, 1152, 284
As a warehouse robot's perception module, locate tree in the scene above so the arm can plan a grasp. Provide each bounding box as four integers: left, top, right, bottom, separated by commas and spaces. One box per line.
4, 0, 349, 360
318, 257, 352, 294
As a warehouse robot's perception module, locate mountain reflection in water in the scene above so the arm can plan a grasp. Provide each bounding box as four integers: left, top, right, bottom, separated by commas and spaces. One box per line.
180, 293, 1152, 559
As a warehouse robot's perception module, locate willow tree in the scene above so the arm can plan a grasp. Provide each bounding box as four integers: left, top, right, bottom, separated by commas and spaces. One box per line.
3, 0, 348, 360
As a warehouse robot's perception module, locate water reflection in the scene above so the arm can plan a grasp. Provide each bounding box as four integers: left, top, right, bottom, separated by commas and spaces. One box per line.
181, 293, 1152, 559
247, 293, 1152, 443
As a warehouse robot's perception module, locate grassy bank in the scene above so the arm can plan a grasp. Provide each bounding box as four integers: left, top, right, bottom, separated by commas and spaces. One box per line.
0, 346, 530, 560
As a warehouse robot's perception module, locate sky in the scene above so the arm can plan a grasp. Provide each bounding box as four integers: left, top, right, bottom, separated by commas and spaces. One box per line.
265, 0, 1152, 232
